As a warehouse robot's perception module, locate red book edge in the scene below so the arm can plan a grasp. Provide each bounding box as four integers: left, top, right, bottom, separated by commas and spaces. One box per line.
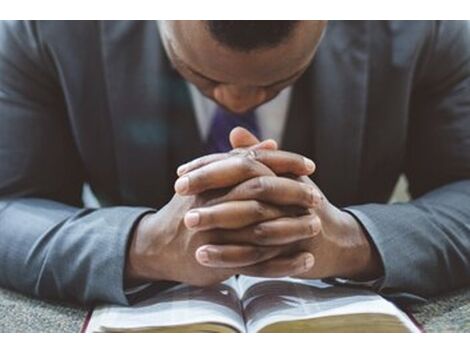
402, 306, 425, 333
80, 309, 94, 333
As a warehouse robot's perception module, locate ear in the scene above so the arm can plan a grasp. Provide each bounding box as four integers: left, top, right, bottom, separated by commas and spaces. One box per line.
229, 127, 278, 150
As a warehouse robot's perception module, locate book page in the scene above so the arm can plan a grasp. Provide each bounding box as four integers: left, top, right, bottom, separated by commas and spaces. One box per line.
237, 276, 412, 332
87, 276, 246, 332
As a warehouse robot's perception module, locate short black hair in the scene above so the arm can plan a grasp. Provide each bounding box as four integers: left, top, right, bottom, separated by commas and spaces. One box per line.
206, 21, 299, 52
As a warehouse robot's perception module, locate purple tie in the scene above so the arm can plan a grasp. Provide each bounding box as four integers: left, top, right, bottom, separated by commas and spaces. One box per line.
206, 106, 260, 153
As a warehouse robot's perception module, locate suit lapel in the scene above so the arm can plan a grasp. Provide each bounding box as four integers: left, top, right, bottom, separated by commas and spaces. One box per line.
288, 21, 370, 206
281, 65, 316, 165
164, 59, 206, 178
100, 21, 203, 208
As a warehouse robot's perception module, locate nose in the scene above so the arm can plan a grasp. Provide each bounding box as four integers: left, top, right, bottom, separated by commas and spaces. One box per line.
213, 85, 266, 114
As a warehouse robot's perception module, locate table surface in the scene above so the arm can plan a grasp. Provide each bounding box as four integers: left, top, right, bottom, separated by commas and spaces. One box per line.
0, 285, 469, 333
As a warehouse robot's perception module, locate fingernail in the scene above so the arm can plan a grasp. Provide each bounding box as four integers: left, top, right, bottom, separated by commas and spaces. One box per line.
175, 176, 189, 193
304, 158, 315, 172
304, 254, 315, 270
185, 211, 200, 228
310, 217, 321, 237
177, 165, 187, 176
196, 248, 210, 264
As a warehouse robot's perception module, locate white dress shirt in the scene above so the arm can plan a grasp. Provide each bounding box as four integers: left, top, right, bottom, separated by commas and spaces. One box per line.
187, 83, 292, 146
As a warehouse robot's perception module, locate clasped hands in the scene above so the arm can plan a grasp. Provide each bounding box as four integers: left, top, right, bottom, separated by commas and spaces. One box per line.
126, 127, 382, 286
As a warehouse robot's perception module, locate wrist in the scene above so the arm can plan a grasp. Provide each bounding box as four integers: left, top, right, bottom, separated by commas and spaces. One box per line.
336, 211, 383, 281
125, 213, 168, 282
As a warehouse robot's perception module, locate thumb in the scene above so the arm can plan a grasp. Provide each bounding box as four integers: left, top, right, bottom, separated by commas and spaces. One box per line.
229, 127, 278, 150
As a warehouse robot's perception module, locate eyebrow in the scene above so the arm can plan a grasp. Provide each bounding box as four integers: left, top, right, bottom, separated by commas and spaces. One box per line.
170, 44, 307, 88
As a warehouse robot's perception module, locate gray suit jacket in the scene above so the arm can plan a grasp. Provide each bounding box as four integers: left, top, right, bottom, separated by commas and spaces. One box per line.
0, 21, 469, 305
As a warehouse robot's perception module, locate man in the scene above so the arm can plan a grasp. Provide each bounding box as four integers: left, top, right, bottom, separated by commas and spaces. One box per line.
0, 20, 469, 305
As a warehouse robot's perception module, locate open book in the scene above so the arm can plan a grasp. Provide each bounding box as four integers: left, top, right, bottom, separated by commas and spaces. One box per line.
84, 276, 420, 333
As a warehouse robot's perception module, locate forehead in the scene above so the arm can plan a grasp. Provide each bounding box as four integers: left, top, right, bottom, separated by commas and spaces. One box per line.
161, 21, 325, 85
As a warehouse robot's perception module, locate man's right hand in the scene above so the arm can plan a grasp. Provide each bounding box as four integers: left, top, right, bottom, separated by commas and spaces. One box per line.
125, 146, 319, 286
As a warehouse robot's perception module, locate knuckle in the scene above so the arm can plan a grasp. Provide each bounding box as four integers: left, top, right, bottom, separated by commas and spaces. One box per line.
319, 194, 326, 208
240, 148, 259, 160
314, 190, 326, 208
260, 177, 273, 194
305, 185, 323, 208
301, 185, 315, 206
234, 155, 248, 170
247, 177, 271, 199
247, 177, 264, 195
231, 155, 243, 170
253, 224, 270, 245
308, 215, 322, 236
237, 155, 259, 175
252, 201, 267, 221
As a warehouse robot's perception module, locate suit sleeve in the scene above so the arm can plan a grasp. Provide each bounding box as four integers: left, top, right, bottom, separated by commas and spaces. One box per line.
345, 21, 470, 299
0, 21, 153, 305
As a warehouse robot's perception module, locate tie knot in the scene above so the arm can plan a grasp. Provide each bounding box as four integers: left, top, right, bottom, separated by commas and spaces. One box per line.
205, 106, 260, 153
